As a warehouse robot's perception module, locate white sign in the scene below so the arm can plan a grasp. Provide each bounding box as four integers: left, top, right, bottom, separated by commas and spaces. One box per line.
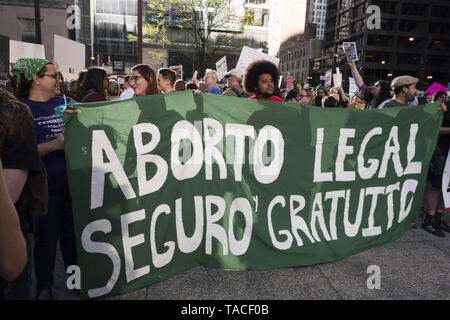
349, 77, 358, 96
9, 40, 45, 63
325, 69, 332, 88
443, 151, 450, 210
54, 35, 86, 74
333, 73, 342, 87
215, 56, 227, 81
236, 46, 280, 72
343, 42, 359, 61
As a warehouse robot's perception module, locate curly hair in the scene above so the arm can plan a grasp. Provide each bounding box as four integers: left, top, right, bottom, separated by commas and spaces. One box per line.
243, 60, 279, 94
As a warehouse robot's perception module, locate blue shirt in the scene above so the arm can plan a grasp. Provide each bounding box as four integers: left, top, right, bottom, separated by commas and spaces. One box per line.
206, 84, 222, 95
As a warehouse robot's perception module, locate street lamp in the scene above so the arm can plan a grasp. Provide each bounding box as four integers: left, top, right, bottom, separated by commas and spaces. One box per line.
409, 37, 415, 42
381, 60, 386, 64
90, 56, 95, 66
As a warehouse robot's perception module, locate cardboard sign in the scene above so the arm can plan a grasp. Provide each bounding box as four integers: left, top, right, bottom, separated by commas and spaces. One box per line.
286, 76, 294, 90
170, 65, 183, 80
325, 69, 332, 88
215, 56, 227, 81
9, 39, 45, 63
236, 46, 280, 71
349, 77, 358, 96
333, 73, 342, 87
343, 42, 358, 61
54, 35, 85, 75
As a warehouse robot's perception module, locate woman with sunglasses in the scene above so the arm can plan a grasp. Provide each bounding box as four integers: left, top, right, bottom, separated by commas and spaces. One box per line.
11, 58, 77, 299
80, 67, 109, 102
130, 64, 159, 97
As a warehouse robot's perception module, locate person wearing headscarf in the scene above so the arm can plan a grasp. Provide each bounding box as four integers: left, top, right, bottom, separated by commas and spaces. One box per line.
11, 58, 77, 300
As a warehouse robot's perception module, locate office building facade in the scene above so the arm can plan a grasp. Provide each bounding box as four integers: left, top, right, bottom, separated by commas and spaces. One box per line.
312, 0, 328, 40
312, 0, 450, 86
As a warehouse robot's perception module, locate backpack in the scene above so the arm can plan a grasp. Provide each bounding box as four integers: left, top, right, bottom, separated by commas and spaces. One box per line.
230, 86, 251, 98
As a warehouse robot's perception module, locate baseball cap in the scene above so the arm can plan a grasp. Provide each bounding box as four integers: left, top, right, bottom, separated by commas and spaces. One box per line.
224, 69, 243, 81
391, 76, 419, 89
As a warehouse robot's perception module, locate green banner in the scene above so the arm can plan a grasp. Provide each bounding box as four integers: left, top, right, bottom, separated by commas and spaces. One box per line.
64, 92, 442, 299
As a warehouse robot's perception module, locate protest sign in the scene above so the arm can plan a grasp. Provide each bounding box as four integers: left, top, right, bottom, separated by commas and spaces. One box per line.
444, 151, 450, 210
349, 77, 358, 96
0, 36, 10, 90
343, 42, 358, 61
54, 35, 86, 75
425, 82, 448, 96
325, 69, 332, 87
216, 56, 227, 81
236, 46, 280, 71
9, 39, 45, 63
170, 65, 183, 80
64, 94, 442, 299
333, 73, 342, 87
286, 76, 294, 90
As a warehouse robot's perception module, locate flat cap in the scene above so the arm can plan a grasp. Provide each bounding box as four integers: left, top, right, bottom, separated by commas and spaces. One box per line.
224, 68, 243, 81
391, 76, 419, 89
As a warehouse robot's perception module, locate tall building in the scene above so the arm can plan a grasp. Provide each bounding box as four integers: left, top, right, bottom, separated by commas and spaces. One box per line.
277, 0, 323, 85
313, 0, 450, 86
0, 0, 73, 62
311, 0, 328, 40
279, 38, 322, 84
78, 0, 139, 74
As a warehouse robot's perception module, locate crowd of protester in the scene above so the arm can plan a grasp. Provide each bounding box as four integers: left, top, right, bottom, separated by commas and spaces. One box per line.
1, 55, 449, 300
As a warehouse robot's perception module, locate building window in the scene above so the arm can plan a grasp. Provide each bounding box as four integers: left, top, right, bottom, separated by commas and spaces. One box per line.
401, 3, 428, 16
432, 5, 450, 18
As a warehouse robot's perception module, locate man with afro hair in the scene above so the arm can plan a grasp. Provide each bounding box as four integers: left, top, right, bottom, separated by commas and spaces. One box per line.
243, 60, 283, 102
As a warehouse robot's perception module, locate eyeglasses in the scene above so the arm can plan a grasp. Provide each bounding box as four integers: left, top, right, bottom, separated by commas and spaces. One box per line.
129, 75, 144, 83
39, 73, 62, 80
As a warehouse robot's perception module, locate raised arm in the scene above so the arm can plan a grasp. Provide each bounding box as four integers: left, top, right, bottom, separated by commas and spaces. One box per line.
348, 60, 365, 89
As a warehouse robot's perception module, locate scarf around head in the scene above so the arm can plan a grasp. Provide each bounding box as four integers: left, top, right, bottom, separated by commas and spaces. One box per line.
11, 58, 50, 89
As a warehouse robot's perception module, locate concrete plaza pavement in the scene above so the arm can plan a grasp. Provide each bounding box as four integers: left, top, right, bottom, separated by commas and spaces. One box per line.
48, 216, 450, 300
